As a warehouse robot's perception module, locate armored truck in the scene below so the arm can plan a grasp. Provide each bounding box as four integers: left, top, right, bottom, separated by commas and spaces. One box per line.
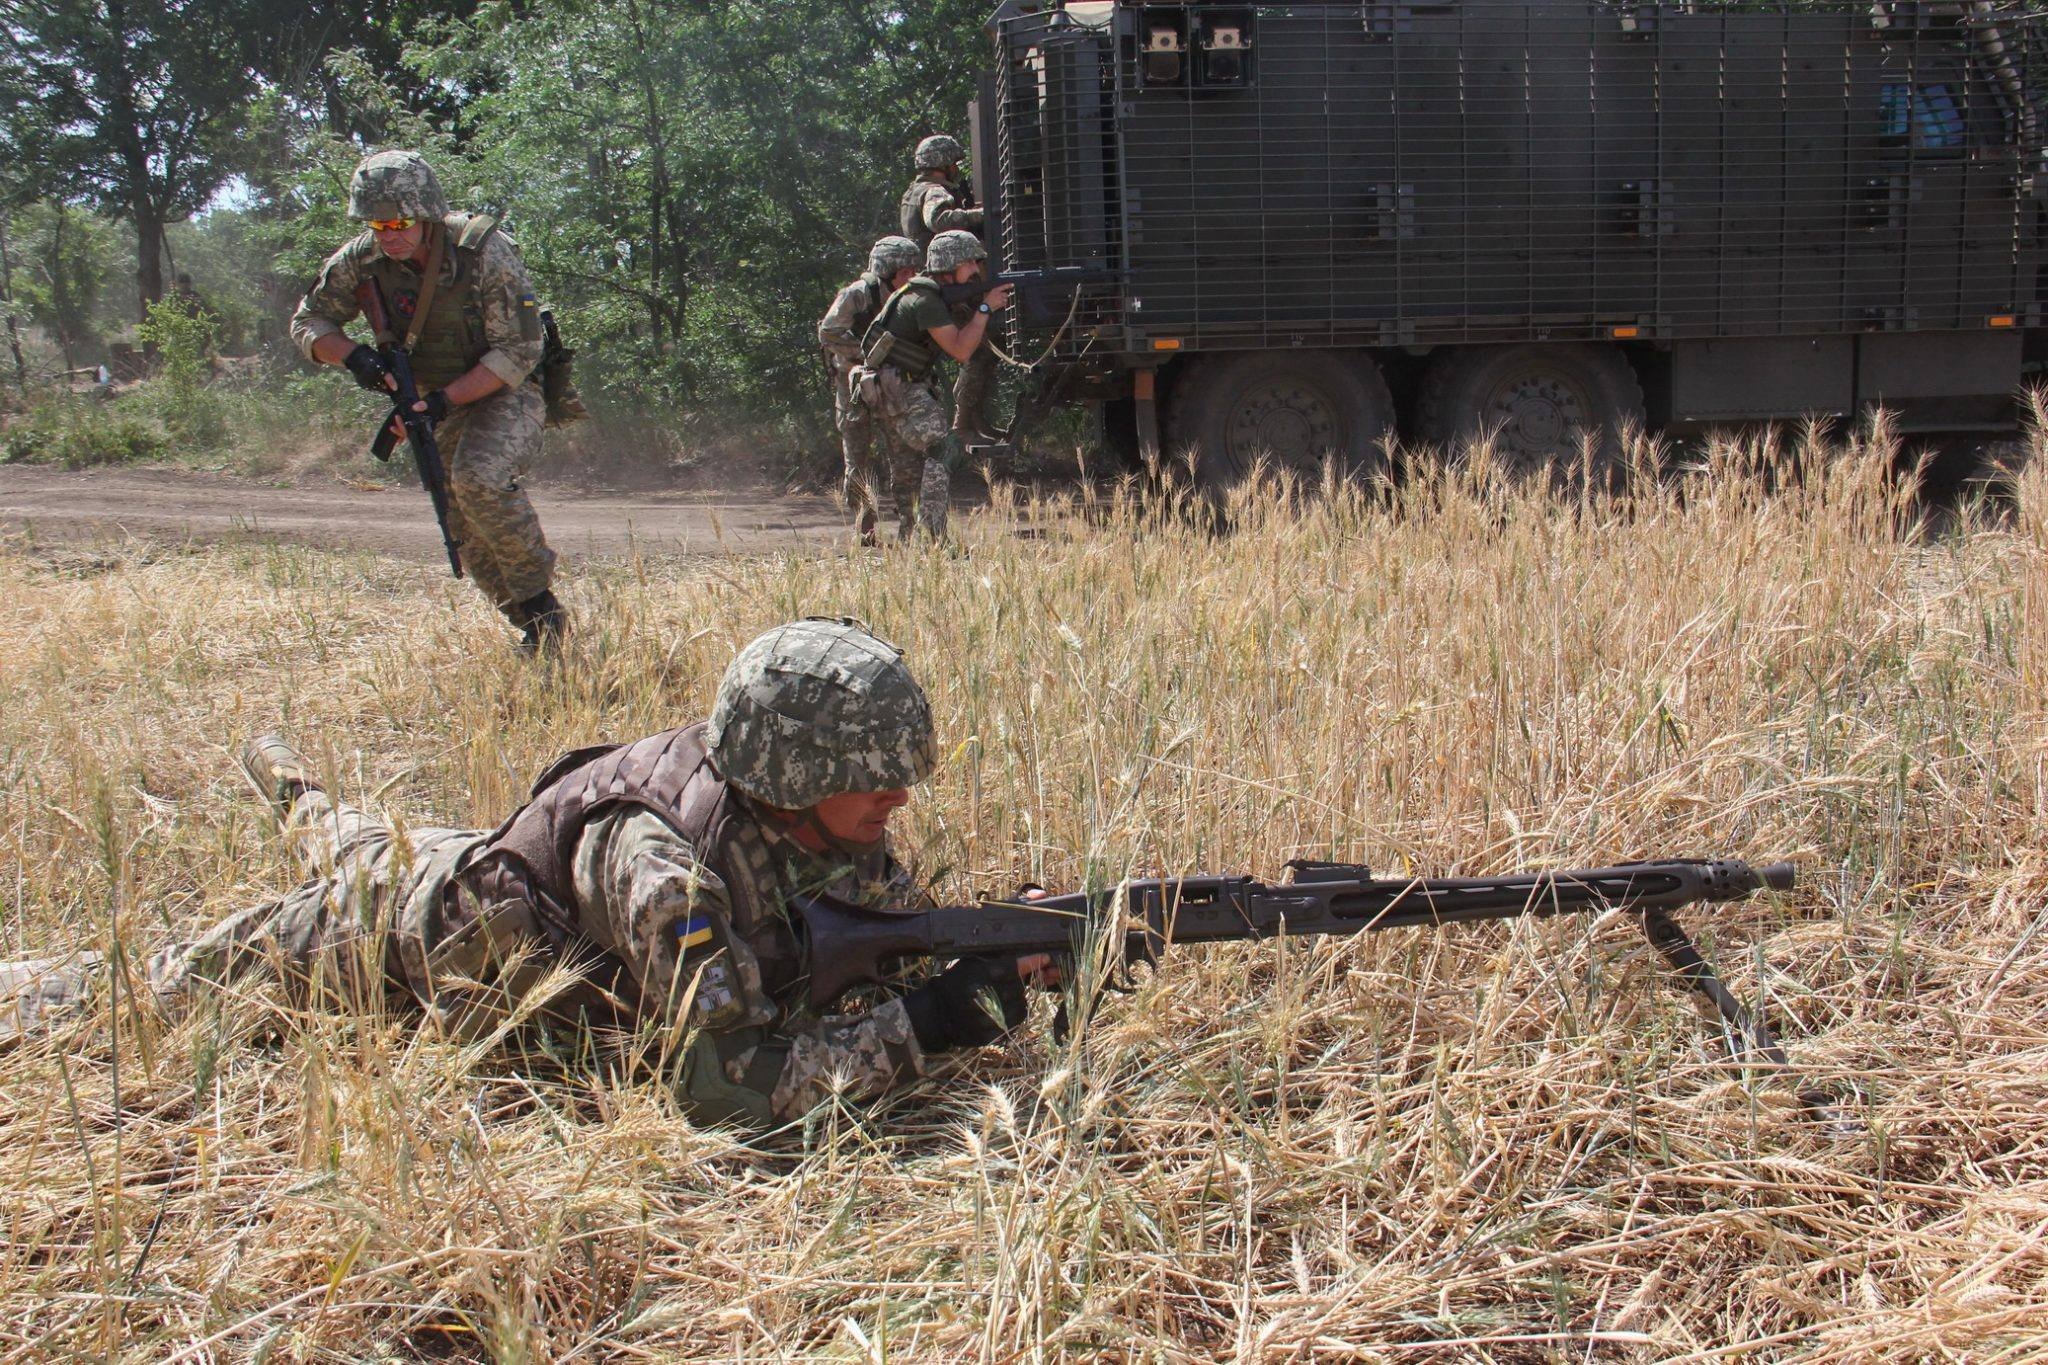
969, 0, 2048, 483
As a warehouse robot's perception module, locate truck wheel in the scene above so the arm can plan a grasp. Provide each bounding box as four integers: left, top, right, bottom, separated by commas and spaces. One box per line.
1416, 344, 1645, 481
1165, 351, 1395, 489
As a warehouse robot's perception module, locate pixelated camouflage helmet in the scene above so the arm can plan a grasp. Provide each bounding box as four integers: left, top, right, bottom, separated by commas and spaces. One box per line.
707, 618, 937, 809
926, 230, 987, 275
348, 150, 450, 222
868, 235, 922, 278
914, 134, 966, 171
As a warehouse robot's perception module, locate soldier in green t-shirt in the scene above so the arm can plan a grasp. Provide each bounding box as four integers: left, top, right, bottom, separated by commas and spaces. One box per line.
854, 231, 1012, 541
898, 135, 1000, 445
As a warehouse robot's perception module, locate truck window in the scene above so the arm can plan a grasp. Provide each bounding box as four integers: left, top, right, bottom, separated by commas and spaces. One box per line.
1879, 81, 1968, 150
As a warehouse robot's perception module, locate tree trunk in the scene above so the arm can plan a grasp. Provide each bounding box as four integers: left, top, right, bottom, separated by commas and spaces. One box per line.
134, 205, 166, 321
0, 218, 27, 394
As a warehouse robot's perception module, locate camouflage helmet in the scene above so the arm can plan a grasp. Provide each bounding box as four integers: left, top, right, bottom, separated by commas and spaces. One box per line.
914, 134, 966, 171
706, 618, 937, 809
868, 235, 922, 278
347, 150, 449, 222
926, 230, 987, 275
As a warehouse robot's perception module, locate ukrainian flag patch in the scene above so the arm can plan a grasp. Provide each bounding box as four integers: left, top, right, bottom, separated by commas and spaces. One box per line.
675, 916, 715, 951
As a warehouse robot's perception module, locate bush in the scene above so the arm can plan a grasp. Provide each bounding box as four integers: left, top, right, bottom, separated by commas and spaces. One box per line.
0, 397, 167, 468
135, 297, 226, 446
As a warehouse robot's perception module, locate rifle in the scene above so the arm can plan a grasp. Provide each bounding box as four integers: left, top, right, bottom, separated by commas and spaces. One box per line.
937, 265, 1116, 311
355, 278, 463, 578
797, 856, 1835, 1109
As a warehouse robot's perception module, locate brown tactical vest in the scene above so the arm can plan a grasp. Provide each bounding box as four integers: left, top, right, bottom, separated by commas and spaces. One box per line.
455, 724, 778, 992
362, 213, 500, 391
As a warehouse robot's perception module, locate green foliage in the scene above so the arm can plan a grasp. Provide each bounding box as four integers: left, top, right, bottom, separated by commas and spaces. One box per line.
136, 297, 226, 445
8, 202, 114, 369
0, 397, 166, 469
408, 0, 991, 422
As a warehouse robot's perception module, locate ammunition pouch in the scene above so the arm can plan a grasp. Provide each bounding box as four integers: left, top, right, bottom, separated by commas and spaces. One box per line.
850, 365, 886, 411
865, 331, 938, 381
539, 310, 588, 427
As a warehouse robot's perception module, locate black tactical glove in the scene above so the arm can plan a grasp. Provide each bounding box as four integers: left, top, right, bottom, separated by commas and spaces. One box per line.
900, 955, 1030, 1053
417, 389, 451, 424
342, 343, 391, 393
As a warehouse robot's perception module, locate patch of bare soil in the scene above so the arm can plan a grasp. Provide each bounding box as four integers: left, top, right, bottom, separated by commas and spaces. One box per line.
0, 464, 851, 559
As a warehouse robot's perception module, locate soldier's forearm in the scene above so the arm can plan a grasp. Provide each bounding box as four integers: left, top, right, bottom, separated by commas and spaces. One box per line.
441, 365, 507, 407
309, 332, 357, 367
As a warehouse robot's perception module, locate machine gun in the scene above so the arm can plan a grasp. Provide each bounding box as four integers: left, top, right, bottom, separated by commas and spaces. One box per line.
356, 278, 463, 578
797, 856, 1835, 1110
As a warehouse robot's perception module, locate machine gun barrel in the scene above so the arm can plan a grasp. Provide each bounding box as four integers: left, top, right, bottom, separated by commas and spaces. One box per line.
797, 857, 1819, 1104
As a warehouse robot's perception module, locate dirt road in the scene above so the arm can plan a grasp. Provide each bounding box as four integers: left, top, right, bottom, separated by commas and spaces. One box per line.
0, 465, 848, 559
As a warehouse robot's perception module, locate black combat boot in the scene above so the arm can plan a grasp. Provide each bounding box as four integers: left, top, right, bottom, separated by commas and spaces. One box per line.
505, 589, 569, 654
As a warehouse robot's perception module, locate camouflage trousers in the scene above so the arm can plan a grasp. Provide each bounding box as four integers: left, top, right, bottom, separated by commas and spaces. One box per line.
947, 307, 1000, 442
144, 793, 540, 1035
439, 381, 557, 611
869, 369, 956, 540
831, 358, 881, 538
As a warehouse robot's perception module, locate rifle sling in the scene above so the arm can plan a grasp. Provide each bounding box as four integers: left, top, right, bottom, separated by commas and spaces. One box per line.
402, 224, 447, 355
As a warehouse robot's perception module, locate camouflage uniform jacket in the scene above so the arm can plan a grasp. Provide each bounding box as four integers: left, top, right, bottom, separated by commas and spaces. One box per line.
899, 178, 984, 251
458, 724, 936, 1129
818, 272, 890, 365
290, 212, 545, 390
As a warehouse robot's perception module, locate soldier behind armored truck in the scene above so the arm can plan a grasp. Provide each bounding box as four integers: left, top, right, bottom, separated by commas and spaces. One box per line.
854, 231, 1013, 541
899, 134, 1001, 445
820, 236, 922, 545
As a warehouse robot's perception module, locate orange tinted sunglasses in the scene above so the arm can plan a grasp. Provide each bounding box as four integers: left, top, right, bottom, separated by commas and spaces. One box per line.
366, 217, 417, 233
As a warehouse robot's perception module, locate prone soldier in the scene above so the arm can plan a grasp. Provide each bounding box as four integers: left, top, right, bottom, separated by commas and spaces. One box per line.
899, 134, 1001, 446
819, 236, 923, 545
853, 231, 1013, 541
290, 150, 567, 651
0, 620, 1056, 1130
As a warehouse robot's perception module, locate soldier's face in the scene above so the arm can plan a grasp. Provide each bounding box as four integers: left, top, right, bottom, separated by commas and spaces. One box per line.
812, 787, 911, 843
372, 221, 425, 261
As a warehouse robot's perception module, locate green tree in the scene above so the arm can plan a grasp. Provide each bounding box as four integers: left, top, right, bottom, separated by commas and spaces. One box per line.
414, 0, 990, 417
0, 0, 275, 317
12, 202, 114, 373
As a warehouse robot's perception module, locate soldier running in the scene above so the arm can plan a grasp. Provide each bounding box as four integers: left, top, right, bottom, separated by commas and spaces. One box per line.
291, 150, 567, 652
819, 236, 923, 545
0, 620, 1056, 1131
853, 231, 1013, 541
899, 134, 1002, 446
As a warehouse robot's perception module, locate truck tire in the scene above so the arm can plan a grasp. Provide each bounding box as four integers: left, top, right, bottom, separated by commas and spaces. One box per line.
1416, 343, 1645, 482
1165, 350, 1396, 489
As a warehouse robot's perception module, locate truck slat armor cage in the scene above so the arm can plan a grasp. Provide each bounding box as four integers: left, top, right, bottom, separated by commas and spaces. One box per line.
975, 1, 2047, 376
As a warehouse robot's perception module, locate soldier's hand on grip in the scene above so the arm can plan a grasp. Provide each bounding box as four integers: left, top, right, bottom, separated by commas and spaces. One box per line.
343, 343, 395, 393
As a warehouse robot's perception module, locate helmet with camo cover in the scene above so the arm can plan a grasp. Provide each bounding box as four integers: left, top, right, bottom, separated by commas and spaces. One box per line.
707, 618, 937, 809
348, 150, 450, 222
926, 230, 987, 275
868, 235, 922, 278
914, 134, 966, 171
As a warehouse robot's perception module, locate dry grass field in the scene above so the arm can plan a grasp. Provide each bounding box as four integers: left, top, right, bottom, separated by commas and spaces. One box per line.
2, 425, 2046, 1361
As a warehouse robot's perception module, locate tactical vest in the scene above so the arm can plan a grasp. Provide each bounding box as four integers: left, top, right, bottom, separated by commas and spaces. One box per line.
899, 180, 939, 249
454, 724, 783, 1006
861, 277, 945, 380
361, 213, 502, 391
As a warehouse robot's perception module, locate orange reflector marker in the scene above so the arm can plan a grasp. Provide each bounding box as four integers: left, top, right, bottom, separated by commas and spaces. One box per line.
1611, 325, 1640, 339
1152, 338, 1182, 351
1989, 315, 2016, 328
